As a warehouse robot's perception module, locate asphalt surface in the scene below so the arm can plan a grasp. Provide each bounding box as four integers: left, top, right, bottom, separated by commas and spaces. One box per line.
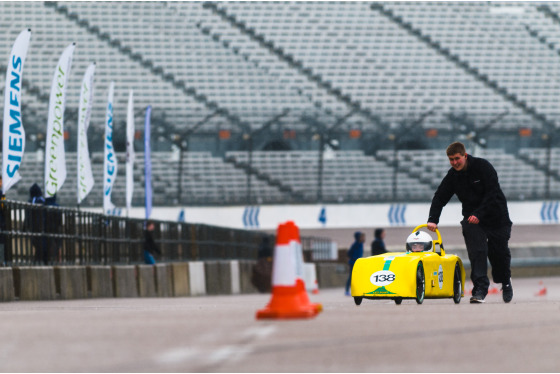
1, 277, 559, 372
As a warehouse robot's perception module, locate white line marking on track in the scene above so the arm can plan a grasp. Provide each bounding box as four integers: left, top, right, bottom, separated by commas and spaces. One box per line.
154, 325, 277, 368
241, 325, 277, 340
155, 347, 198, 365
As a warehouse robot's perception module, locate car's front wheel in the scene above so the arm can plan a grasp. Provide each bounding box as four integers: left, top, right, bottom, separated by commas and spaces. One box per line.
394, 298, 402, 305
354, 297, 362, 306
416, 262, 425, 304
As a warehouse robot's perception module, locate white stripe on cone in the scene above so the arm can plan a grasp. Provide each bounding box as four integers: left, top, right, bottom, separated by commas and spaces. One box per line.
271, 240, 305, 287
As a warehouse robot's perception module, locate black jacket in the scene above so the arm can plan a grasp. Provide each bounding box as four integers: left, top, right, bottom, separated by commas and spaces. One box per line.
428, 155, 511, 228
144, 230, 161, 256
371, 239, 387, 256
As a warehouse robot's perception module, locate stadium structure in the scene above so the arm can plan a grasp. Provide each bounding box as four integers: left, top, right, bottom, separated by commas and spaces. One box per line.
1, 1, 560, 208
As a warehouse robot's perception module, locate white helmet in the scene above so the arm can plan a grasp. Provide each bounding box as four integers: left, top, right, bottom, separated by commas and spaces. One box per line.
406, 230, 433, 252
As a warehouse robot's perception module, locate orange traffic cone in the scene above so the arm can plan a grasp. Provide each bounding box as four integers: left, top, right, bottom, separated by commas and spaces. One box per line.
304, 263, 320, 295
466, 282, 473, 296
256, 221, 322, 320
312, 279, 320, 295
488, 285, 500, 295
535, 281, 547, 296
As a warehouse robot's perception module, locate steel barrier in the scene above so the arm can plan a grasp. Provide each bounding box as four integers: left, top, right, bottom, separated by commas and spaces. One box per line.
0, 200, 333, 266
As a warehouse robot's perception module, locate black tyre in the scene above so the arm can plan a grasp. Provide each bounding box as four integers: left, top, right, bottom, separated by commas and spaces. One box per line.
354, 297, 363, 306
453, 262, 462, 304
416, 262, 425, 304
394, 298, 402, 305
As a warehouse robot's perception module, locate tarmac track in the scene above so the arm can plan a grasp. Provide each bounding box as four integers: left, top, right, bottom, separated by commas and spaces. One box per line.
0, 277, 559, 372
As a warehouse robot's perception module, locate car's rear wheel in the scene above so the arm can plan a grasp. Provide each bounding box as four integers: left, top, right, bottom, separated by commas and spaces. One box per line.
394, 298, 402, 305
416, 262, 425, 304
354, 297, 362, 306
453, 262, 462, 304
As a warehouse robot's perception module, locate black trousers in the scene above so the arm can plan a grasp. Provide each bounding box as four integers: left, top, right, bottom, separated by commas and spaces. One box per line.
461, 220, 512, 296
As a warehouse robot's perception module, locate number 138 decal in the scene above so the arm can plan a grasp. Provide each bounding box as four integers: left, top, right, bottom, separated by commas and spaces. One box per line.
370, 270, 396, 286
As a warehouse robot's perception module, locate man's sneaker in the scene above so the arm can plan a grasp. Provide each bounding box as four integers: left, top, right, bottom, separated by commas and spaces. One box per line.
470, 293, 485, 303
502, 281, 513, 303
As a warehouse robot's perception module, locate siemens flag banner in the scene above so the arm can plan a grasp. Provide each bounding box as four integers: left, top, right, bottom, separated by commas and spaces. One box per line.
103, 82, 117, 214
77, 62, 96, 204
45, 43, 75, 198
2, 29, 31, 194
144, 106, 152, 220
126, 90, 135, 213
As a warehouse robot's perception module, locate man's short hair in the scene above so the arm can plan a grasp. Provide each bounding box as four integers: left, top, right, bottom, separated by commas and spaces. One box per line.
446, 142, 466, 156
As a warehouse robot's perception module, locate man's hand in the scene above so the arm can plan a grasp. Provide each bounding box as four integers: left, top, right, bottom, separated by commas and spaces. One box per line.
467, 215, 479, 224
427, 222, 438, 232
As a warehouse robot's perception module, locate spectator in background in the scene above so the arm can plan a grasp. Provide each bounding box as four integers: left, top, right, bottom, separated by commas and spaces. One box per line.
26, 183, 47, 264
44, 194, 62, 263
371, 228, 387, 256
257, 236, 273, 259
252, 236, 274, 293
345, 231, 365, 296
143, 220, 161, 264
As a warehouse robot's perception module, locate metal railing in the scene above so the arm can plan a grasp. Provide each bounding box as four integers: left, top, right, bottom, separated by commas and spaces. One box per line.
0, 200, 334, 266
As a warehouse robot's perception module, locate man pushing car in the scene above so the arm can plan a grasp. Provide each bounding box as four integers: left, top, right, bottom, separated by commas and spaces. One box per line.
426, 142, 513, 304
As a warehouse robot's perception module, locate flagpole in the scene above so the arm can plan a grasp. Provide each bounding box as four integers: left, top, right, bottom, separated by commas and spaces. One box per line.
144, 105, 152, 221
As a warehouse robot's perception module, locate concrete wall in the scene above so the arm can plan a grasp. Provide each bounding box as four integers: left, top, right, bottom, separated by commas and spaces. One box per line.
304, 263, 318, 293
230, 260, 240, 295
87, 266, 113, 298
170, 263, 190, 297
154, 264, 173, 297
204, 261, 232, 295
511, 266, 560, 278
188, 262, 206, 296
112, 266, 138, 298
0, 249, 558, 302
238, 260, 258, 294
316, 263, 349, 289
137, 265, 157, 298
0, 268, 14, 302
13, 267, 57, 300
55, 266, 88, 299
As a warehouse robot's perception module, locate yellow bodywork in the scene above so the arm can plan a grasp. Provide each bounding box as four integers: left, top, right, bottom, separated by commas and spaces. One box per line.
351, 225, 466, 302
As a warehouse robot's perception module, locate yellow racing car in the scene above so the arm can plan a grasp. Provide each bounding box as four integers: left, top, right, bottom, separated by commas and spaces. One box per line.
351, 224, 465, 305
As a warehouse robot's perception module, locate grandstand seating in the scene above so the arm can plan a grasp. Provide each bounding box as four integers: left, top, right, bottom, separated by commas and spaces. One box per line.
4, 148, 559, 206
1, 1, 559, 140
1, 2, 560, 207
382, 148, 551, 201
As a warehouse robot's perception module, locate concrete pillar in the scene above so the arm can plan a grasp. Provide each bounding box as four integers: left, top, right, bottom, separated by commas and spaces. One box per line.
13, 266, 56, 300
204, 261, 232, 295
316, 263, 348, 288
230, 260, 240, 294
54, 266, 88, 299
187, 261, 206, 296
304, 263, 318, 293
238, 260, 258, 294
170, 262, 189, 297
0, 268, 14, 302
112, 265, 138, 298
154, 264, 173, 297
87, 266, 113, 298
136, 265, 157, 297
